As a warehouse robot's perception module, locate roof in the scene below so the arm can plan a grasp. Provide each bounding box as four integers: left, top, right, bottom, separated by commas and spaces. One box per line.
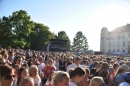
109, 24, 130, 34
50, 39, 67, 42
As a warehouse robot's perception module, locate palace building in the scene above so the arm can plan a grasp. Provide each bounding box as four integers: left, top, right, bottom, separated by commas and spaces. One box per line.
100, 24, 130, 54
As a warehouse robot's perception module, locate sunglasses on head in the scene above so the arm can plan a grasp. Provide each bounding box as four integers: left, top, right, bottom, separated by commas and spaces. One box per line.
2, 75, 16, 80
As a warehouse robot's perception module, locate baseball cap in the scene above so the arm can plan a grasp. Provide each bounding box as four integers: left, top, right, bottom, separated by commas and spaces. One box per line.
122, 72, 130, 81
120, 64, 129, 70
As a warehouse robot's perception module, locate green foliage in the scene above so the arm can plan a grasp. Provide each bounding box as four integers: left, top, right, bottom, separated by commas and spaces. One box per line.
55, 31, 71, 51
30, 23, 55, 50
0, 16, 13, 48
72, 31, 89, 51
0, 10, 54, 50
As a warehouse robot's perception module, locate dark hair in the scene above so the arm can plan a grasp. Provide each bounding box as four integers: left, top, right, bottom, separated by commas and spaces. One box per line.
99, 70, 108, 79
113, 64, 118, 70
0, 65, 13, 80
14, 56, 22, 64
93, 61, 99, 67
69, 67, 86, 78
1, 50, 7, 56
85, 68, 90, 75
17, 68, 26, 86
90, 68, 96, 75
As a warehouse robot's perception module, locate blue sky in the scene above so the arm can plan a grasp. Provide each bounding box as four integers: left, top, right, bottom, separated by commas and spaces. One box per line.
0, 0, 130, 51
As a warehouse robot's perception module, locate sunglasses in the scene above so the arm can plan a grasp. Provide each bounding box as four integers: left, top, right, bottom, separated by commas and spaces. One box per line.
2, 75, 16, 80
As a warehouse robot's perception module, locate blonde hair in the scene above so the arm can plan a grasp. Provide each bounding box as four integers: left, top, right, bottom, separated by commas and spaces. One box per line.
29, 65, 40, 81
51, 71, 69, 86
20, 76, 34, 86
90, 77, 104, 86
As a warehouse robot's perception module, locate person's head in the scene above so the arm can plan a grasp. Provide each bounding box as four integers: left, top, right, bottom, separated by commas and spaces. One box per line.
0, 65, 15, 86
51, 71, 70, 86
17, 68, 29, 86
69, 67, 86, 83
29, 65, 38, 78
0, 57, 6, 66
14, 56, 22, 65
1, 50, 8, 60
38, 56, 43, 63
97, 62, 109, 72
90, 68, 96, 76
110, 60, 114, 65
113, 63, 119, 70
20, 76, 34, 86
84, 68, 90, 79
106, 57, 111, 64
68, 56, 73, 62
90, 77, 105, 86
93, 61, 99, 69
115, 64, 130, 77
119, 64, 129, 73
83, 60, 89, 66
74, 56, 81, 65
48, 59, 53, 66
126, 61, 130, 67
122, 72, 130, 83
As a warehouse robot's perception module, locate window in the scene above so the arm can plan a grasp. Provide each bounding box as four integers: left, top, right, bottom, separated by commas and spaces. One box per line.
109, 49, 111, 53
102, 49, 105, 52
123, 35, 125, 39
128, 41, 130, 46
113, 42, 116, 47
118, 35, 120, 39
109, 42, 111, 47
123, 42, 125, 46
113, 49, 115, 52
117, 42, 120, 47
128, 34, 130, 38
123, 50, 125, 53
102, 42, 105, 47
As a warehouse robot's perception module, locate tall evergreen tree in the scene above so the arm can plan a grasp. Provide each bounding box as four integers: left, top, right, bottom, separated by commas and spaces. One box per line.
72, 31, 89, 51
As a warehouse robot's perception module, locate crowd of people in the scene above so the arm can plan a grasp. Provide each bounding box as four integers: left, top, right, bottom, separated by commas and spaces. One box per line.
0, 48, 130, 86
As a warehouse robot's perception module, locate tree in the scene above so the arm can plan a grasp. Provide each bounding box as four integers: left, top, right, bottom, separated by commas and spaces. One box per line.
10, 10, 35, 48
30, 23, 55, 50
55, 31, 71, 51
0, 16, 13, 48
72, 31, 89, 51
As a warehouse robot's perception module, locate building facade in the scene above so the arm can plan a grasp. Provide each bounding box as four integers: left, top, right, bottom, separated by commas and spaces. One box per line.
100, 24, 130, 54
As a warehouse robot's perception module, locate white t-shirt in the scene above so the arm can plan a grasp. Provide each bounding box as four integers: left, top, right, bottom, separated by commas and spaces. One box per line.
69, 81, 78, 86
38, 63, 45, 75
67, 63, 78, 72
34, 78, 41, 86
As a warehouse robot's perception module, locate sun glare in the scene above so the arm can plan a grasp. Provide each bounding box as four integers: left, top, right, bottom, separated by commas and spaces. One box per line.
88, 4, 129, 31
